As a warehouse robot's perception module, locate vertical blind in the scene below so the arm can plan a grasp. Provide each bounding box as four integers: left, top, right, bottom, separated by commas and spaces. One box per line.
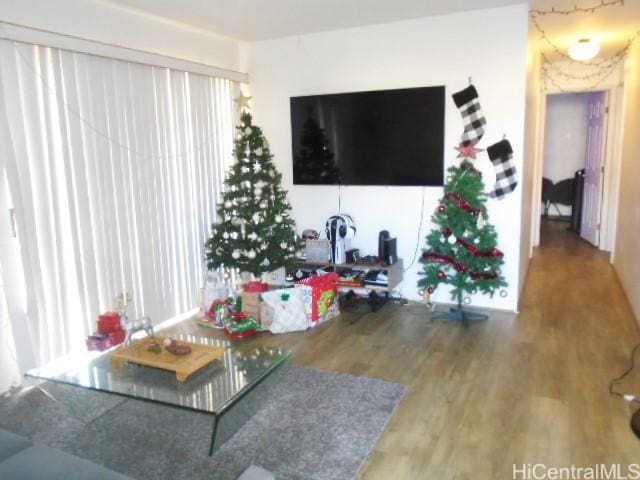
0, 39, 235, 387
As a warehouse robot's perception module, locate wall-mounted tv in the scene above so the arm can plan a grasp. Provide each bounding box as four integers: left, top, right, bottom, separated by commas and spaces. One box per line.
290, 85, 445, 186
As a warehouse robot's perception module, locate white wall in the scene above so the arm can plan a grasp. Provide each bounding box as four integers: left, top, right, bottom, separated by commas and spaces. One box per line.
543, 94, 589, 182
0, 0, 241, 71
613, 40, 640, 323
542, 93, 589, 216
520, 32, 543, 303
243, 4, 529, 310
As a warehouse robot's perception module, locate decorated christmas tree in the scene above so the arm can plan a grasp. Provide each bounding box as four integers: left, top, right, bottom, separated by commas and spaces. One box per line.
418, 159, 507, 321
205, 112, 302, 278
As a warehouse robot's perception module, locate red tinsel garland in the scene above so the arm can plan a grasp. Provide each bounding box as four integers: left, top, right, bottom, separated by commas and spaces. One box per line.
456, 237, 503, 258
443, 193, 483, 216
422, 252, 500, 281
422, 252, 468, 272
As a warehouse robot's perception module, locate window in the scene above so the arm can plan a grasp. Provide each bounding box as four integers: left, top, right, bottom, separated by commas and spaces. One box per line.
0, 39, 235, 384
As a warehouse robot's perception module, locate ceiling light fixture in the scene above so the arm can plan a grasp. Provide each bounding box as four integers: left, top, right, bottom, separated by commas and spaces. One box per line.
568, 38, 600, 61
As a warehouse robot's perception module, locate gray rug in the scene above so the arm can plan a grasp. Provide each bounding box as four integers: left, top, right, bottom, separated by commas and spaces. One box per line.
0, 366, 406, 480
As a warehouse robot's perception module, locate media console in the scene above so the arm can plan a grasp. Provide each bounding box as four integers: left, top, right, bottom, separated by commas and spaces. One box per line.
294, 258, 403, 293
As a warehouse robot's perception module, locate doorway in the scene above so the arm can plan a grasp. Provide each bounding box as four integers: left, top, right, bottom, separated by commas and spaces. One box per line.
539, 91, 609, 247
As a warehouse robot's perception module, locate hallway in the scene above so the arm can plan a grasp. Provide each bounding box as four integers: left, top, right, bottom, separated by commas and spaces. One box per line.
517, 219, 640, 466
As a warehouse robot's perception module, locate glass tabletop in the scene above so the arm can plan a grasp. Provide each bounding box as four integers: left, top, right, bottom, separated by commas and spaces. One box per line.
25, 334, 290, 415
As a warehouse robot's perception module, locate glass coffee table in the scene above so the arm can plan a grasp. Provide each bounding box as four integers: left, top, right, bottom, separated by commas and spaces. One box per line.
25, 334, 290, 455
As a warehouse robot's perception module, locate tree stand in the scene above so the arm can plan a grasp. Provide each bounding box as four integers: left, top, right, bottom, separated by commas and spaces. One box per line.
431, 292, 488, 327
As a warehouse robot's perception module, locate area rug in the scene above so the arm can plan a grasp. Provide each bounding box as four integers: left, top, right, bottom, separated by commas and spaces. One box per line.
0, 366, 406, 480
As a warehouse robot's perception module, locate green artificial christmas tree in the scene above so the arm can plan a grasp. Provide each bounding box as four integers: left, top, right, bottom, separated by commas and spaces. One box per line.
205, 112, 302, 278
418, 159, 507, 322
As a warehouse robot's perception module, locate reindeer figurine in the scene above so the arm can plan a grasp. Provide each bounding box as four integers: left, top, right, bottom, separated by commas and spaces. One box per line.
115, 293, 154, 346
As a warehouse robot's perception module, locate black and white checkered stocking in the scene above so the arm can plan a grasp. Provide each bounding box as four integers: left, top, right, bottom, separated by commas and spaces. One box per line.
487, 139, 517, 199
452, 85, 486, 147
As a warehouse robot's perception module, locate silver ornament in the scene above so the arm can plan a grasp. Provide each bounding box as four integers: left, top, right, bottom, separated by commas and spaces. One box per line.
224, 200, 232, 208
244, 126, 252, 135
232, 250, 240, 259
280, 241, 288, 249
256, 147, 263, 156
447, 235, 457, 245
223, 232, 229, 239
247, 250, 256, 259
275, 215, 283, 223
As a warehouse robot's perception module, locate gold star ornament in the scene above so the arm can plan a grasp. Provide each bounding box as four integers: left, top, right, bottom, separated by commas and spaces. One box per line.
234, 93, 252, 111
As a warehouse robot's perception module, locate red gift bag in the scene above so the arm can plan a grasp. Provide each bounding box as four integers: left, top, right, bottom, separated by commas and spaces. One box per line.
295, 273, 339, 324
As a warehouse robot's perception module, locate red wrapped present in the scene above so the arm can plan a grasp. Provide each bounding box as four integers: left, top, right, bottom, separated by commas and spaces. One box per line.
242, 281, 268, 321
97, 312, 121, 334
295, 273, 339, 324
108, 329, 126, 346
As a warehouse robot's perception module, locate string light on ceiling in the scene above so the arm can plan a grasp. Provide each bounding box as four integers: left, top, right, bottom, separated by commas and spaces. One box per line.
529, 0, 639, 92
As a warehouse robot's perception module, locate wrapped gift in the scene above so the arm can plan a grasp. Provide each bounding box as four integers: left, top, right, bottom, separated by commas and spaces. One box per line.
260, 288, 308, 334
295, 273, 340, 326
201, 284, 229, 314
86, 329, 126, 351
224, 312, 261, 339
97, 312, 121, 334
242, 281, 268, 321
259, 302, 275, 331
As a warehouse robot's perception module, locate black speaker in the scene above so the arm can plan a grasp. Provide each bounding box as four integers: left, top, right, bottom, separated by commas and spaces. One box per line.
383, 237, 397, 266
378, 230, 390, 260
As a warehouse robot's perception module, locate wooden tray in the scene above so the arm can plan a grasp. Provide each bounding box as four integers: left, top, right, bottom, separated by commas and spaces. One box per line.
111, 337, 225, 381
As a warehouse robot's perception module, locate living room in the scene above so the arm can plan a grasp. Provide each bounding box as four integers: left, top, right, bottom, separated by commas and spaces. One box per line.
1, 0, 640, 479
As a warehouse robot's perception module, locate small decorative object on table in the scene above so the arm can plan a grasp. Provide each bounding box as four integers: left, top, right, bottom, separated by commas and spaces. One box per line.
113, 292, 156, 345
111, 337, 225, 381
163, 337, 192, 355
86, 311, 126, 351
121, 315, 154, 346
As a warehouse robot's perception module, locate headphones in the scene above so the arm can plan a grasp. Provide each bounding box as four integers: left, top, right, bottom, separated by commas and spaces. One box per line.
325, 214, 356, 240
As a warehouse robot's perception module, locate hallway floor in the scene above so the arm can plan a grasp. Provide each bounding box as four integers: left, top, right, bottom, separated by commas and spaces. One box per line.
171, 219, 640, 479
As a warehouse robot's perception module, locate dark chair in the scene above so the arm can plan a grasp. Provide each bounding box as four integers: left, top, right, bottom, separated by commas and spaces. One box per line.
550, 178, 575, 213
541, 177, 554, 216
541, 177, 575, 217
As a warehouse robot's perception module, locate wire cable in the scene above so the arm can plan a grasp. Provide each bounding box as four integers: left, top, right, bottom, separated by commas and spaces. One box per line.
403, 187, 426, 273
609, 341, 640, 404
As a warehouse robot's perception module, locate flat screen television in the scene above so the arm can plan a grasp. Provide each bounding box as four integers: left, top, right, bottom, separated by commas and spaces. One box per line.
290, 85, 445, 186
